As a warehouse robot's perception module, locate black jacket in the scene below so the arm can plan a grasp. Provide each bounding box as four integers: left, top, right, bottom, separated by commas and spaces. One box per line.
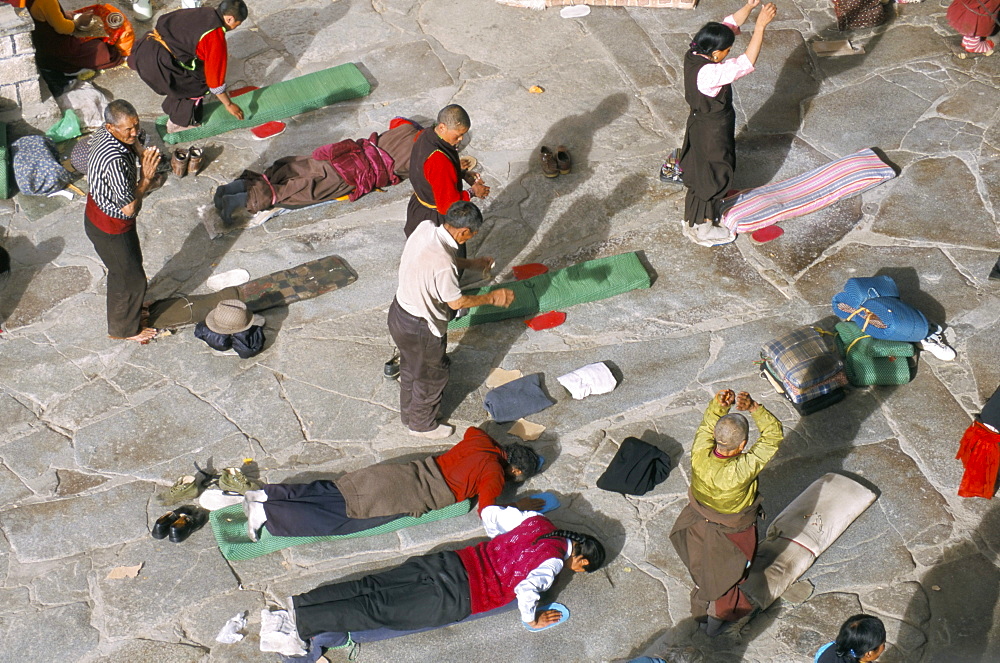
194, 322, 265, 358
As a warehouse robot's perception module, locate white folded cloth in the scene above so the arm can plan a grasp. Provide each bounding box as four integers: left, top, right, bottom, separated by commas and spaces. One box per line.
260, 609, 308, 656
556, 362, 617, 400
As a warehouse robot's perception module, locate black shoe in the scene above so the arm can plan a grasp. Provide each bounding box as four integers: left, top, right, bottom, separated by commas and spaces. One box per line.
383, 353, 400, 380
169, 506, 206, 543
152, 511, 180, 539
990, 257, 1000, 281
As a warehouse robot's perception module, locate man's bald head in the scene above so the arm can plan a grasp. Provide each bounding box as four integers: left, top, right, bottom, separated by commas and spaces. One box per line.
436, 105, 470, 131
714, 413, 749, 454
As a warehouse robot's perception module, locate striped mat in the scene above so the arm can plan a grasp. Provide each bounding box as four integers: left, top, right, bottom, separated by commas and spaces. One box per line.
720, 149, 897, 234
209, 499, 473, 561
449, 251, 651, 330
155, 64, 372, 145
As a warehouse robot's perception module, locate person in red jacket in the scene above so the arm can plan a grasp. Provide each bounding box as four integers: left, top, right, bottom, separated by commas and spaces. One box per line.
128, 0, 247, 131
243, 427, 544, 541
259, 506, 606, 657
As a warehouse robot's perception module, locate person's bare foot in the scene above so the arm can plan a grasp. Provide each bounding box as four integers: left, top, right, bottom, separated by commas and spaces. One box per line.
109, 328, 158, 344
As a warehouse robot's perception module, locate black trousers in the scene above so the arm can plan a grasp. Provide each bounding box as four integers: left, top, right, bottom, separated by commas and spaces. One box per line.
84, 216, 147, 338
387, 298, 449, 432
261, 481, 398, 538
292, 550, 471, 640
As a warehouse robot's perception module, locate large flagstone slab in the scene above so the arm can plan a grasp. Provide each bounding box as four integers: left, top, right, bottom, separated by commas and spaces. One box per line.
0, 603, 99, 660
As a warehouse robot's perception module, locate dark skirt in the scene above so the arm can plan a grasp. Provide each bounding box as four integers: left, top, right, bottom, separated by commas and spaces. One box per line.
32, 20, 123, 73
128, 34, 208, 126
261, 480, 400, 538
947, 0, 1000, 37
833, 0, 889, 30
679, 105, 736, 226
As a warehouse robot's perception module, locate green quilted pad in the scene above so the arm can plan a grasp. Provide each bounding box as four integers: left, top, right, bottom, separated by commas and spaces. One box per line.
209, 499, 473, 561
155, 64, 372, 145
0, 122, 10, 199
834, 322, 915, 386
449, 252, 652, 330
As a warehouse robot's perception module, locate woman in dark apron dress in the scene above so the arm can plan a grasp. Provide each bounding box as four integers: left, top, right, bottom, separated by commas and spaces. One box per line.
678, 0, 777, 246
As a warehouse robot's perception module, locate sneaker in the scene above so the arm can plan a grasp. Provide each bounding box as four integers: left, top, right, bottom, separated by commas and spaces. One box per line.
259, 609, 308, 657
219, 467, 262, 494
694, 222, 736, 247
384, 354, 400, 380
198, 488, 245, 511
408, 423, 455, 439
159, 475, 201, 505
919, 325, 956, 361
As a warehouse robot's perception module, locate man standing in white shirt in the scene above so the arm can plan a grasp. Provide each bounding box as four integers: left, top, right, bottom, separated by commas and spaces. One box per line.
388, 201, 515, 439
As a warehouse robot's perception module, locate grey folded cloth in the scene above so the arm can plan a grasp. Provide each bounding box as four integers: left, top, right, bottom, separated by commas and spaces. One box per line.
483, 373, 555, 423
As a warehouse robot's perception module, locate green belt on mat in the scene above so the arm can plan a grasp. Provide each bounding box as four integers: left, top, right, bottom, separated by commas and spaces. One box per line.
156, 63, 372, 145
449, 251, 652, 330
209, 499, 473, 561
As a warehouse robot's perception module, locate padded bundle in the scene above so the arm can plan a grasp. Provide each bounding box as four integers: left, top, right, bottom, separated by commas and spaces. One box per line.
0, 122, 10, 199
720, 149, 897, 235
742, 473, 878, 611
760, 326, 847, 414
834, 321, 915, 386
155, 64, 372, 144
209, 499, 473, 561
448, 252, 651, 330
832, 275, 929, 342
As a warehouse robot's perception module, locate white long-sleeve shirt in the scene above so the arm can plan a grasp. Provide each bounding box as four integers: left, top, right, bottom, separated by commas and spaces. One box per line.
480, 505, 573, 623
695, 15, 756, 98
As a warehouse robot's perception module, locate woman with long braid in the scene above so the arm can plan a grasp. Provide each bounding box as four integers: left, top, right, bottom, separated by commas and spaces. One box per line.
259, 506, 606, 656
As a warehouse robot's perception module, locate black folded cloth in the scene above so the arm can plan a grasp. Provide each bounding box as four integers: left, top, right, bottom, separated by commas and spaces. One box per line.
597, 437, 671, 496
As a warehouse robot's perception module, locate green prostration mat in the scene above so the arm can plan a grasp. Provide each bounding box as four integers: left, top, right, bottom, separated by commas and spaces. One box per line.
155, 63, 372, 145
209, 499, 473, 561
449, 252, 652, 330
0, 122, 10, 199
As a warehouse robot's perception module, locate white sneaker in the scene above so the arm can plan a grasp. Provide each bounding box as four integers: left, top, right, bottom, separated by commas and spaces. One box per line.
408, 423, 455, 439
259, 609, 308, 656
919, 325, 956, 361
694, 222, 736, 247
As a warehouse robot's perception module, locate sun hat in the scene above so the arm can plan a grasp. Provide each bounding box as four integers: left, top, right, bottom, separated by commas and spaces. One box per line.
205, 300, 264, 334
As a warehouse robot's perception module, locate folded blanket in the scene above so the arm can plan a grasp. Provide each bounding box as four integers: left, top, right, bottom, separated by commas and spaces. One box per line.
483, 373, 555, 423
556, 362, 617, 400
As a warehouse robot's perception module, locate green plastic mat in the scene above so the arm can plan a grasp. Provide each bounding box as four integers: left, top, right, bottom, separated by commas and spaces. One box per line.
156, 63, 372, 145
209, 499, 473, 561
449, 252, 652, 330
834, 322, 915, 386
0, 122, 10, 199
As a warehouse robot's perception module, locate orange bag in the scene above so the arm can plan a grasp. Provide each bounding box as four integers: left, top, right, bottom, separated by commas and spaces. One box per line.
73, 4, 135, 56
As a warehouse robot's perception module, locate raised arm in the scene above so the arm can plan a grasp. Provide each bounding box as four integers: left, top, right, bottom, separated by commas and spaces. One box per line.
730, 0, 760, 28
743, 3, 777, 67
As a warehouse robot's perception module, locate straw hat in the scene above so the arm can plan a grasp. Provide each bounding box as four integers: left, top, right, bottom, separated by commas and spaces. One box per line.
205, 300, 264, 334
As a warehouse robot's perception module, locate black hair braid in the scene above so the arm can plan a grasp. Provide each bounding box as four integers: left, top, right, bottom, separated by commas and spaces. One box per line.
534, 530, 606, 572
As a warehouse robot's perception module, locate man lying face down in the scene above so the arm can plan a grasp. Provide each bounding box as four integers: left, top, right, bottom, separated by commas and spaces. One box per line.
213, 118, 422, 223
261, 506, 606, 657
242, 426, 543, 541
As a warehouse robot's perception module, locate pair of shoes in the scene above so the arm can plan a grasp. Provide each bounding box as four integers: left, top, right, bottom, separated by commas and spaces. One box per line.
219, 467, 263, 494
539, 146, 571, 178
171, 147, 203, 177
159, 474, 203, 505
693, 222, 736, 247
919, 324, 957, 361
408, 423, 455, 439
151, 506, 206, 542
384, 352, 400, 380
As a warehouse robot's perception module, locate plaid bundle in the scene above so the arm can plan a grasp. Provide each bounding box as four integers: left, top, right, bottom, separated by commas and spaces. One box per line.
762, 326, 844, 391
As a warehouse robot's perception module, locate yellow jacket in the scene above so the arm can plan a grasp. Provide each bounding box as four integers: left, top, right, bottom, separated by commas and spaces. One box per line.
690, 398, 783, 514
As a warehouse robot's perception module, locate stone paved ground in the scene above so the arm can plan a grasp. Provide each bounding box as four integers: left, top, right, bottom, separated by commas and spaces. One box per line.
1, 0, 999, 661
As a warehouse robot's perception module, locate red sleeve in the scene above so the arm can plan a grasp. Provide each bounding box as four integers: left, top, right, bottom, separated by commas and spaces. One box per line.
195, 27, 228, 94
474, 466, 506, 515
424, 150, 470, 215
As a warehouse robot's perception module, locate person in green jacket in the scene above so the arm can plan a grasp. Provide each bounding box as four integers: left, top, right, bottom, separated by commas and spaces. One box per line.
669, 389, 783, 636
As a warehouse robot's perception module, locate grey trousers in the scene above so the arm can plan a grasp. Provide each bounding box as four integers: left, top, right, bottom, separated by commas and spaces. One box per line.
387, 298, 450, 432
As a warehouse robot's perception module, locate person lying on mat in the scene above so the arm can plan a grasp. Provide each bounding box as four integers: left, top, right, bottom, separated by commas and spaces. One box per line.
259, 506, 606, 657
129, 0, 248, 132
242, 426, 544, 541
212, 118, 421, 223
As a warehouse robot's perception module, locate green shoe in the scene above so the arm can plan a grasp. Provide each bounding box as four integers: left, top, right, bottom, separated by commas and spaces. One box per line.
218, 467, 261, 494
159, 475, 201, 505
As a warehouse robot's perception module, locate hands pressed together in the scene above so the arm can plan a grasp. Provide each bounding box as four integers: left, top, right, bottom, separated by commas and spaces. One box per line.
714, 389, 759, 412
